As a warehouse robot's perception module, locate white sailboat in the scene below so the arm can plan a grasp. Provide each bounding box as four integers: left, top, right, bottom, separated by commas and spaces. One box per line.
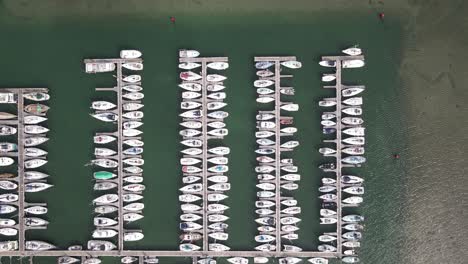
120, 50, 142, 58
24, 116, 47, 124
207, 74, 227, 82
342, 107, 362, 116
179, 50, 200, 58
281, 104, 299, 111
342, 59, 365, 68
256, 97, 275, 103
208, 146, 230, 155
123, 92, 144, 100
281, 60, 302, 69
322, 74, 336, 82
343, 97, 363, 106
123, 75, 141, 83
182, 91, 201, 99
207, 102, 227, 110
342, 87, 364, 97
179, 62, 201, 70
122, 85, 143, 92
123, 102, 144, 111
342, 46, 362, 56
254, 80, 274, 88
24, 125, 49, 134
342, 117, 364, 125
207, 62, 229, 70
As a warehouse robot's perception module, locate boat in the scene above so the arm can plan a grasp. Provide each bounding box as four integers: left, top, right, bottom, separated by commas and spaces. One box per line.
182, 166, 201, 173
257, 138, 275, 146
25, 104, 49, 115
208, 214, 229, 222
321, 120, 336, 127
256, 209, 274, 216
92, 229, 118, 238
0, 157, 13, 167
120, 50, 142, 58
0, 219, 15, 226
83, 259, 101, 264
123, 213, 144, 222
343, 241, 360, 248
208, 222, 228, 231
124, 231, 144, 241
123, 176, 143, 183
257, 121, 275, 129
180, 213, 202, 221
179, 50, 200, 58
181, 121, 202, 129
342, 59, 365, 68
94, 217, 118, 227
318, 147, 336, 155
256, 70, 274, 77
0, 205, 16, 214
207, 62, 229, 70
281, 183, 299, 190
343, 97, 363, 106
281, 174, 300, 181
208, 128, 228, 136
343, 197, 363, 204
280, 217, 301, 225
122, 85, 143, 92
93, 194, 118, 204
94, 135, 116, 144
282, 233, 298, 240
207, 92, 226, 100
123, 92, 144, 100
227, 257, 248, 264
343, 127, 365, 136
207, 111, 228, 119
209, 183, 231, 191
95, 205, 118, 214
24, 115, 47, 124
180, 243, 201, 251
256, 97, 275, 103
0, 125, 17, 136
254, 79, 274, 88
123, 184, 145, 192
0, 180, 16, 190
255, 200, 275, 208
181, 148, 202, 156
342, 215, 365, 222
207, 157, 228, 165
342, 137, 365, 145
25, 241, 55, 251
318, 185, 336, 193
281, 206, 301, 215
281, 141, 299, 149
92, 112, 118, 122
123, 158, 144, 166
180, 222, 203, 231
257, 183, 275, 190
0, 173, 14, 179
123, 102, 144, 111
0, 194, 18, 202
94, 148, 116, 157
342, 87, 364, 97
182, 91, 201, 99
322, 113, 335, 120
322, 74, 336, 82
209, 232, 229, 240
255, 235, 275, 243
255, 61, 273, 69
123, 75, 141, 83
87, 240, 116, 251
342, 117, 364, 125
281, 165, 298, 173
123, 111, 144, 119
121, 257, 138, 264
208, 165, 228, 173
180, 71, 202, 81
180, 233, 203, 241
91, 159, 117, 168
278, 257, 302, 264
256, 131, 275, 138
67, 245, 83, 251
319, 60, 336, 67
318, 100, 337, 107
123, 62, 143, 71
281, 127, 297, 134
281, 225, 299, 232
281, 104, 299, 111
318, 244, 336, 252
256, 113, 275, 121
24, 125, 49, 134
123, 193, 143, 202
280, 87, 295, 95
179, 62, 201, 70
257, 88, 274, 95
24, 93, 50, 102
181, 157, 202, 166
93, 171, 116, 180
143, 258, 159, 264
0, 93, 16, 104
255, 165, 275, 173
180, 183, 202, 193
342, 257, 360, 264
308, 258, 328, 264
341, 175, 364, 184
207, 193, 228, 201
255, 244, 276, 252
281, 60, 302, 69
209, 243, 230, 251
209, 146, 230, 155
180, 129, 201, 137
281, 199, 297, 206
180, 110, 202, 119
124, 139, 144, 147
342, 46, 362, 56
180, 82, 202, 91
25, 182, 52, 192
322, 178, 336, 185
91, 101, 116, 110
181, 204, 201, 212
123, 146, 144, 156
342, 156, 366, 164
320, 209, 336, 217
343, 224, 364, 231
318, 235, 337, 242
58, 257, 80, 264
181, 101, 201, 110
257, 156, 275, 163
342, 231, 362, 240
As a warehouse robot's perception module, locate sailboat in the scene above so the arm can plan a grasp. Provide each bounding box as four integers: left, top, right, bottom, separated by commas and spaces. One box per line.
254, 80, 274, 88
25, 182, 52, 192
179, 50, 200, 58
24, 116, 47, 124
123, 75, 141, 83
0, 126, 16, 136
25, 241, 55, 251
24, 93, 50, 101
25, 104, 49, 115
25, 159, 47, 168
122, 85, 143, 92
24, 125, 49, 134
123, 62, 143, 71
255, 61, 274, 69
180, 71, 202, 81
179, 62, 201, 70
342, 59, 365, 68
123, 92, 144, 100
207, 62, 229, 70
281, 60, 302, 69
91, 101, 116, 110
94, 135, 116, 144
342, 46, 362, 56
120, 50, 142, 58
92, 113, 118, 122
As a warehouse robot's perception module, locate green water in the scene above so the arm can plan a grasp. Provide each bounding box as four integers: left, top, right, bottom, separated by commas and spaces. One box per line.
0, 9, 408, 264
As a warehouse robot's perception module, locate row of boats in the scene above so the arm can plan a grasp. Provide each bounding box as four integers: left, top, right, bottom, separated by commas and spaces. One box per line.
178, 51, 232, 252
0, 91, 53, 251
86, 51, 145, 252
253, 59, 303, 255
314, 48, 365, 264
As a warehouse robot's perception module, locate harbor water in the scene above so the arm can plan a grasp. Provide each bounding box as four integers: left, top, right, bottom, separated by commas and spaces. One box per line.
0, 0, 467, 263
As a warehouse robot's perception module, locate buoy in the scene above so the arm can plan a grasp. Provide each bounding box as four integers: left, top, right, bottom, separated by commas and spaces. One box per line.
379, 12, 385, 20
393, 154, 400, 159
170, 16, 176, 23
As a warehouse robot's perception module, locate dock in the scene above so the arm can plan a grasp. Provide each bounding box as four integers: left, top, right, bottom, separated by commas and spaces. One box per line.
179, 56, 229, 251
84, 56, 144, 251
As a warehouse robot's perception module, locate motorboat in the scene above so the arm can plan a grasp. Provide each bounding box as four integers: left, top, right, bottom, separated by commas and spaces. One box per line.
343, 127, 365, 136
281, 60, 302, 69
281, 104, 299, 111
342, 137, 365, 145
124, 231, 144, 241
123, 184, 145, 192
207, 62, 229, 70
319, 100, 337, 107
209, 243, 230, 251
343, 241, 360, 248
0, 157, 14, 167
256, 97, 275, 103
208, 128, 228, 136
123, 62, 143, 71
179, 50, 200, 58
25, 241, 55, 251
120, 50, 142, 58
87, 240, 116, 251
255, 235, 275, 243
319, 163, 336, 171
342, 231, 362, 241
123, 92, 144, 101
180, 129, 201, 137
255, 244, 276, 252
92, 112, 118, 122
0, 240, 18, 251
182, 166, 202, 173
24, 125, 49, 134
341, 175, 364, 184
123, 102, 144, 111
320, 209, 336, 217
208, 214, 229, 222
207, 74, 227, 82
209, 232, 229, 240
342, 257, 360, 264
95, 205, 118, 214
179, 62, 201, 70
257, 121, 275, 129
91, 101, 116, 110
343, 215, 365, 222
342, 117, 364, 125
308, 258, 328, 264
180, 222, 203, 231
181, 121, 202, 129
209, 183, 231, 191
227, 257, 248, 264
92, 229, 118, 238
180, 183, 202, 193
281, 199, 297, 206
124, 176, 144, 183
342, 156, 366, 164
25, 104, 49, 115
321, 120, 336, 127
343, 197, 364, 204
208, 146, 230, 155
319, 186, 336, 192
255, 200, 275, 208
123, 193, 143, 202
24, 92, 50, 101
207, 102, 227, 110
207, 111, 228, 119
207, 157, 228, 165
0, 173, 14, 179
180, 213, 202, 221
93, 194, 118, 204
25, 182, 52, 192
343, 224, 364, 231
319, 147, 336, 155
0, 93, 16, 103
181, 101, 201, 110
280, 216, 301, 225
0, 125, 17, 136
91, 159, 117, 168
342, 59, 365, 68
257, 182, 275, 191
94, 148, 116, 157
123, 75, 141, 83
342, 87, 364, 97
281, 174, 300, 181
124, 139, 144, 147
255, 61, 274, 69
24, 115, 47, 124
0, 219, 15, 226
318, 235, 337, 242
0, 194, 18, 202
207, 193, 228, 201
208, 165, 228, 173
281, 141, 299, 149
123, 111, 144, 119
254, 79, 274, 88
280, 87, 295, 95
124, 213, 144, 222
181, 148, 202, 156
122, 85, 143, 92
94, 135, 116, 144
318, 244, 336, 252
322, 74, 336, 82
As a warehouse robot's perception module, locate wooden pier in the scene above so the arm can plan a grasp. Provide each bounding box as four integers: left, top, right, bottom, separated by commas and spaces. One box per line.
321, 54, 365, 258
179, 56, 229, 252
84, 56, 144, 251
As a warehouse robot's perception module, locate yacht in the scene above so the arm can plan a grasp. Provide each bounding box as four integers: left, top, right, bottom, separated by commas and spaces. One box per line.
120, 50, 142, 58
282, 233, 298, 240
281, 199, 297, 206
278, 257, 302, 264
181, 101, 201, 110
121, 257, 138, 264
181, 157, 202, 166
83, 259, 101, 264
342, 117, 364, 125
91, 159, 118, 168
207, 111, 228, 119
208, 165, 228, 173
24, 171, 48, 180
180, 109, 202, 119
179, 50, 200, 58
342, 46, 362, 56
123, 102, 144, 111
281, 141, 299, 149
256, 113, 275, 120
123, 146, 144, 155
208, 222, 228, 231
319, 194, 337, 200
0, 93, 16, 103
180, 233, 202, 241
25, 104, 49, 115
179, 71, 201, 81
0, 125, 17, 136
256, 182, 275, 191
281, 60, 302, 69
24, 125, 49, 134
321, 120, 336, 127
281, 225, 300, 232
124, 232, 144, 241
0, 181, 17, 190
320, 209, 336, 217
123, 62, 143, 71
258, 174, 275, 181
342, 87, 364, 97
24, 115, 47, 124
255, 61, 274, 69
182, 91, 201, 99
256, 209, 274, 216
256, 131, 275, 138
24, 92, 50, 101
322, 178, 336, 185
254, 79, 274, 88
181, 204, 201, 212
207, 92, 226, 100
25, 241, 55, 251
281, 206, 301, 215
257, 138, 275, 146
255, 217, 275, 225
322, 113, 336, 120
256, 97, 275, 103
255, 165, 275, 173
343, 224, 364, 231
207, 62, 229, 70
180, 129, 201, 137
343, 241, 360, 248
123, 75, 141, 83
257, 121, 275, 129
94, 148, 116, 157
207, 204, 229, 212
91, 101, 116, 110
58, 257, 80, 264
93, 171, 116, 180
280, 87, 295, 95
209, 183, 231, 191
25, 137, 49, 147
87, 240, 116, 251
257, 156, 275, 163
318, 147, 336, 155
0, 241, 18, 251
123, 92, 144, 100
179, 62, 201, 70
342, 156, 366, 164
25, 182, 52, 192
281, 104, 299, 112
